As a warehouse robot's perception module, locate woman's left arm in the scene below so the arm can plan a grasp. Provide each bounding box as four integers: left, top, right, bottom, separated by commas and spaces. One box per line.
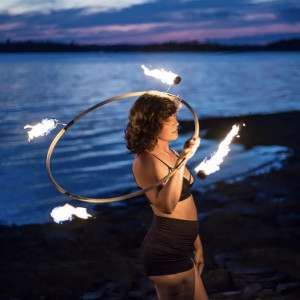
194, 234, 204, 275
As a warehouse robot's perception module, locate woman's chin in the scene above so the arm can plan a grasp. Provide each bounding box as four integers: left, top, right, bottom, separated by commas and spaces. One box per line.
170, 133, 179, 141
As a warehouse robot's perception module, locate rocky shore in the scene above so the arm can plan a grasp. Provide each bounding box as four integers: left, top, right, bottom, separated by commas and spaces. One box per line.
0, 111, 299, 300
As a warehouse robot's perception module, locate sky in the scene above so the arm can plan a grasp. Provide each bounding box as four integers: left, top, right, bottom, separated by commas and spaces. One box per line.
0, 0, 300, 45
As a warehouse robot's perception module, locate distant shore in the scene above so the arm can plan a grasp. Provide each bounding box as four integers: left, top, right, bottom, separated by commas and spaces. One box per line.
0, 110, 299, 299
1, 38, 300, 53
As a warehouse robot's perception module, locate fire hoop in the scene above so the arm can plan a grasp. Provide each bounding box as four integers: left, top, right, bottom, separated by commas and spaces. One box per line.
46, 91, 199, 203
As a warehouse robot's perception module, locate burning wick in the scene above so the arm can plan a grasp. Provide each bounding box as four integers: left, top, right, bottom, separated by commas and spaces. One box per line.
141, 65, 181, 89
195, 123, 245, 178
24, 118, 66, 142
50, 203, 92, 224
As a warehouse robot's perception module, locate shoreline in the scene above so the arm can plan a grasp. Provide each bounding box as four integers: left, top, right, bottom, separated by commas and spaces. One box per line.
180, 110, 300, 151
1, 39, 300, 53
1, 110, 299, 299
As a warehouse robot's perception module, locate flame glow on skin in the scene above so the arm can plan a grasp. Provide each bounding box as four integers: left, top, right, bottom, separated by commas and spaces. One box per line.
195, 123, 244, 176
50, 203, 92, 224
24, 118, 60, 142
141, 65, 179, 85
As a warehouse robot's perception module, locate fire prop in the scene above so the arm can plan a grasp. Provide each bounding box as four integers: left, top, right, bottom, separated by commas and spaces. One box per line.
50, 203, 92, 223
141, 65, 181, 91
195, 123, 245, 178
24, 118, 66, 142
46, 91, 199, 203
27, 66, 243, 209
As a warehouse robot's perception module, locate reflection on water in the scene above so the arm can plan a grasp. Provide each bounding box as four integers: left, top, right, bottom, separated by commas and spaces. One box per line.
0, 52, 299, 225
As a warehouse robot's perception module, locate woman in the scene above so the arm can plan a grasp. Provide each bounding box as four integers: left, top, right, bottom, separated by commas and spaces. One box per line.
125, 91, 208, 300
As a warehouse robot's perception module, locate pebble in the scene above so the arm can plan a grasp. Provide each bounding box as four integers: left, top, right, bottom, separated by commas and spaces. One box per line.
243, 282, 262, 295
276, 282, 300, 293
80, 291, 103, 300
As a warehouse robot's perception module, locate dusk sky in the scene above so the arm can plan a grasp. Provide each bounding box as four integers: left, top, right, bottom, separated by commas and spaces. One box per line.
0, 0, 300, 45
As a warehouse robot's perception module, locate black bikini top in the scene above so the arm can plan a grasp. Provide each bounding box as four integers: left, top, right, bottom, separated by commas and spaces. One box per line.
151, 150, 194, 202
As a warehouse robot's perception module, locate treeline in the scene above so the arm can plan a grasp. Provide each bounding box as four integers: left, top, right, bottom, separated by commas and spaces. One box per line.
0, 38, 300, 53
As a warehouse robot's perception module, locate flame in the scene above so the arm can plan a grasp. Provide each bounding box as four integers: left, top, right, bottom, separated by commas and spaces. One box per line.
24, 118, 63, 142
50, 203, 92, 224
195, 123, 244, 176
141, 65, 178, 85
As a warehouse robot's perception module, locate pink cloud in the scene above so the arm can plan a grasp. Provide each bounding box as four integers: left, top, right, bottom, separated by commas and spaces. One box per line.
2, 20, 300, 45
117, 22, 300, 44
0, 22, 21, 30
243, 13, 277, 21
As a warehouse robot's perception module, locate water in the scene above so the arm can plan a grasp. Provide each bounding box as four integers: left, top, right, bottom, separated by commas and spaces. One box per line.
0, 52, 299, 225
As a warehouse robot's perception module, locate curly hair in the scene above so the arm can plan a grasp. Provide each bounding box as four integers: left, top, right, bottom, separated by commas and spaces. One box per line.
125, 91, 181, 154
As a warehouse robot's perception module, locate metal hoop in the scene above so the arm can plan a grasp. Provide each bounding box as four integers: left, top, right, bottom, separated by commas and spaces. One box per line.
46, 91, 199, 203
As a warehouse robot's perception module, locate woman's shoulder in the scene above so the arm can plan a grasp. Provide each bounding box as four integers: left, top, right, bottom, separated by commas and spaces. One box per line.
134, 151, 164, 175
134, 151, 155, 166
133, 152, 159, 187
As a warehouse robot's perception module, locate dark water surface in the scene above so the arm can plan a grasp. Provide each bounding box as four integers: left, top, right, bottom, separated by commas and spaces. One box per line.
0, 52, 299, 225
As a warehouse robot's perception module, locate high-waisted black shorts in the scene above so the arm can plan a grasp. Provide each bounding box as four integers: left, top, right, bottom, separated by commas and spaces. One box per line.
141, 214, 199, 276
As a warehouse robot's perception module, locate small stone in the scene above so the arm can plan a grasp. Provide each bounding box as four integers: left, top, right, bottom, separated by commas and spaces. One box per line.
203, 268, 234, 293
276, 282, 300, 293
210, 290, 243, 300
214, 252, 242, 269
104, 282, 120, 294
277, 213, 300, 226
127, 290, 143, 299
244, 283, 262, 295
80, 291, 103, 300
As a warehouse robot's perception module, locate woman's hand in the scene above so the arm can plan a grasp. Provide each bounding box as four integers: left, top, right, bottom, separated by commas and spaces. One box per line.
180, 135, 200, 160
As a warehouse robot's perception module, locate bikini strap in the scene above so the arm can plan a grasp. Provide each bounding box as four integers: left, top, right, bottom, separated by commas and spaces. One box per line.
170, 149, 179, 158
151, 154, 173, 172
170, 149, 191, 180
151, 150, 194, 184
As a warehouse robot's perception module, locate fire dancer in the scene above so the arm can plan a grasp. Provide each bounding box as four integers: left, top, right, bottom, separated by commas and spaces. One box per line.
125, 91, 208, 300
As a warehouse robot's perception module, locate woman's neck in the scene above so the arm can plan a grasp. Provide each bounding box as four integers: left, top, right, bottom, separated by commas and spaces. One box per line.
153, 141, 172, 158
155, 140, 169, 153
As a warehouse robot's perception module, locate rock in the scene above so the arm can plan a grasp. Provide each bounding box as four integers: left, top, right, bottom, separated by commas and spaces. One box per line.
276, 282, 300, 293
243, 282, 262, 295
214, 252, 242, 269
80, 291, 103, 300
209, 290, 243, 300
103, 282, 120, 295
203, 268, 234, 293
103, 293, 123, 300
232, 267, 286, 289
127, 290, 144, 299
232, 266, 275, 279
127, 272, 156, 299
277, 213, 300, 226
81, 282, 121, 300
259, 272, 287, 289
91, 277, 109, 290
134, 277, 155, 295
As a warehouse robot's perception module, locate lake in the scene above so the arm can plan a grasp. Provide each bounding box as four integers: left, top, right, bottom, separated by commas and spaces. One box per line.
0, 51, 299, 225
